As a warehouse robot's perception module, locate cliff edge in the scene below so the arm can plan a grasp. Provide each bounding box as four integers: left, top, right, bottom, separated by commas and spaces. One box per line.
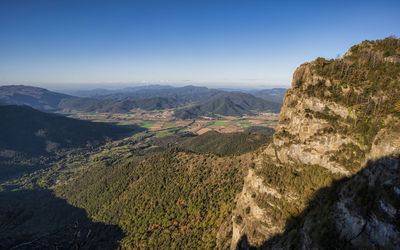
219, 37, 400, 249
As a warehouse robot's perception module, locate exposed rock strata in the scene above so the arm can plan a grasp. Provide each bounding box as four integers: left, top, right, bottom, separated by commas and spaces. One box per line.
222, 38, 400, 249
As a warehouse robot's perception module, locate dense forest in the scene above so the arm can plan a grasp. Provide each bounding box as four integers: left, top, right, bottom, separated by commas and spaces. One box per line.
179, 130, 272, 156
0, 118, 272, 248
56, 149, 246, 248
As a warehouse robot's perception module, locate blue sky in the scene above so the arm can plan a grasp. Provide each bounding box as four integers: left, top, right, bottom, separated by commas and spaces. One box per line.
0, 0, 399, 89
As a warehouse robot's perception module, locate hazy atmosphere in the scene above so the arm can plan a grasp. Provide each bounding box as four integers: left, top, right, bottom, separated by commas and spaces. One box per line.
1, 1, 400, 249
1, 0, 399, 89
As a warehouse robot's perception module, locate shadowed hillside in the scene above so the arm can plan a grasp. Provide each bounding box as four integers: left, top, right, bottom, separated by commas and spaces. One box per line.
0, 105, 139, 156
0, 188, 124, 249
0, 104, 143, 180
0, 85, 70, 112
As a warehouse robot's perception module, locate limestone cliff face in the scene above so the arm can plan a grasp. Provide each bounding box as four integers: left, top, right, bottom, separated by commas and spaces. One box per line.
221, 37, 400, 249
272, 65, 358, 175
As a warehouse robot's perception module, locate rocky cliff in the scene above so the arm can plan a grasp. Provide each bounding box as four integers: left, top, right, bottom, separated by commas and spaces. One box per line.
219, 37, 400, 249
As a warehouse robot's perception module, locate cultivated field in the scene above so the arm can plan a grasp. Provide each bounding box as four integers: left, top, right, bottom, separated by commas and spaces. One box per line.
62, 109, 279, 137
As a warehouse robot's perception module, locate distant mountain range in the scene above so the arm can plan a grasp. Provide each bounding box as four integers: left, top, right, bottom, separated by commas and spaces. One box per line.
0, 85, 285, 116
63, 85, 288, 104
174, 92, 282, 119
62, 84, 175, 97
59, 96, 181, 113
249, 88, 287, 103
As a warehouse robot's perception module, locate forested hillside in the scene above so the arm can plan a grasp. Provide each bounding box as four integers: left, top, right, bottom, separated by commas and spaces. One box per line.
0, 110, 273, 249
179, 130, 272, 156
0, 105, 136, 156
0, 85, 70, 112
174, 92, 281, 119
55, 149, 247, 249
0, 145, 249, 248
0, 105, 140, 179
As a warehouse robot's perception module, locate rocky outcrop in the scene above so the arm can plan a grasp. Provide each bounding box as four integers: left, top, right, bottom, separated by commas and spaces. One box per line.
334, 131, 400, 249
230, 168, 282, 248
224, 37, 400, 249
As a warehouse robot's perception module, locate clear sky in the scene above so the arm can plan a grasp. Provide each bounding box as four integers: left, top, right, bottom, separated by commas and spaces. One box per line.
1, 0, 399, 89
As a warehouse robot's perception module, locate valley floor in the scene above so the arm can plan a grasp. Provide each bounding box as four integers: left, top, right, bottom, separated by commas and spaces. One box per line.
61, 108, 279, 136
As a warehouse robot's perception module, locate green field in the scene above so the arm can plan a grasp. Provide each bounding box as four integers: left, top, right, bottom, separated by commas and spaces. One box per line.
212, 121, 229, 126
140, 120, 155, 128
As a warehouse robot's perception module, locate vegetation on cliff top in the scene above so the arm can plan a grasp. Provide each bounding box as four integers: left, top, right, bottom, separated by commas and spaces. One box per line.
304, 37, 400, 147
